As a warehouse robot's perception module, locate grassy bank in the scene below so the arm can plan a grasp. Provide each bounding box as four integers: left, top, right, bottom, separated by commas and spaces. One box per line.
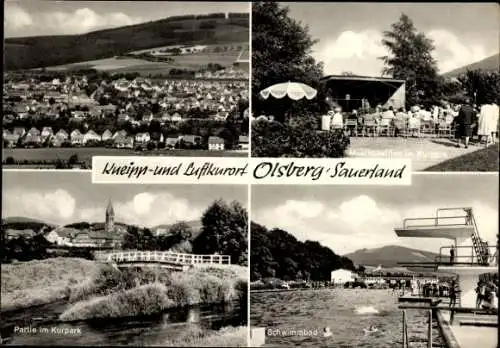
425, 144, 499, 171
60, 265, 247, 321
1, 258, 111, 312
160, 325, 248, 347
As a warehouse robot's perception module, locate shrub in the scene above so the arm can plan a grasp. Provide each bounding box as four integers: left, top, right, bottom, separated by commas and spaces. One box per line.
68, 154, 79, 165
251, 113, 349, 158
5, 156, 15, 165
60, 283, 174, 321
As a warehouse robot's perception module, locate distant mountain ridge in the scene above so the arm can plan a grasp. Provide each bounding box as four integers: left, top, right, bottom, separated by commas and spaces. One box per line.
344, 245, 440, 269
443, 53, 500, 78
4, 12, 249, 70
2, 216, 55, 231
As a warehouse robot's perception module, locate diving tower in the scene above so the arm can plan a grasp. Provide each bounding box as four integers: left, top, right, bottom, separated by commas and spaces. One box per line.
394, 207, 498, 308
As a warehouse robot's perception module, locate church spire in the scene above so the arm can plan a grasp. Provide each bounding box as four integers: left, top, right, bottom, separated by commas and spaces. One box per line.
105, 198, 115, 233
106, 198, 114, 216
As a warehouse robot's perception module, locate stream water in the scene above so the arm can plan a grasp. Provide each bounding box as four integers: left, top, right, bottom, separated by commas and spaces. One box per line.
1, 300, 246, 346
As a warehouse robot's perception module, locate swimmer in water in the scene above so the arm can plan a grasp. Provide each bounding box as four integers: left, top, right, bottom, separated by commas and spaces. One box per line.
364, 325, 378, 335
323, 327, 332, 337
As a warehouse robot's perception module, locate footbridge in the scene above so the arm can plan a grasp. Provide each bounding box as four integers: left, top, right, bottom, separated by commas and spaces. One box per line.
94, 250, 231, 271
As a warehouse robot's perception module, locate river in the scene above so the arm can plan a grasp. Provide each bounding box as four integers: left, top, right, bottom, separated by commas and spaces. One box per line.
1, 300, 246, 346
251, 288, 445, 348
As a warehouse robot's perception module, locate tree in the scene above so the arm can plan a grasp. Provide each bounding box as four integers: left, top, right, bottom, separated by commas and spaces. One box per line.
193, 200, 248, 266
380, 13, 441, 107
252, 2, 324, 117
458, 70, 500, 105
167, 221, 193, 247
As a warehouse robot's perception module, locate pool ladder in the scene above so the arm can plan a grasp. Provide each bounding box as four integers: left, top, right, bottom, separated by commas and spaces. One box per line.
402, 309, 434, 348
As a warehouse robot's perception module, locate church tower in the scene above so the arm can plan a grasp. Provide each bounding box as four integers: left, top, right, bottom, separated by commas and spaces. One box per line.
105, 199, 115, 233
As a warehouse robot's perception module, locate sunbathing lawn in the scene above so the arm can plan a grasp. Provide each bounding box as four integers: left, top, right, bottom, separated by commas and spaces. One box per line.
424, 144, 499, 172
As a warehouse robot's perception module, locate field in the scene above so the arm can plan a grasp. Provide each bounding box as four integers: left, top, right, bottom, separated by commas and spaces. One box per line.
4, 14, 249, 70
44, 45, 246, 75
1, 257, 111, 311
2, 148, 248, 167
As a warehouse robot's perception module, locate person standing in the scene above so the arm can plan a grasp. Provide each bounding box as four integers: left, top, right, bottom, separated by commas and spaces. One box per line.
456, 97, 475, 148
330, 106, 344, 130
450, 246, 455, 264
449, 279, 457, 308
476, 281, 484, 308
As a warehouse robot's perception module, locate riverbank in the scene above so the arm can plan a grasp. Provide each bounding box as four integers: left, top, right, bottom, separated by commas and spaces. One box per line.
60, 264, 247, 321
1, 257, 248, 322
1, 257, 111, 312
160, 325, 247, 347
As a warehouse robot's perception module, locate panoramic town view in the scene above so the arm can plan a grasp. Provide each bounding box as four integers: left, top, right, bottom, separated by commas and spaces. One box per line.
1, 171, 248, 346
251, 2, 499, 172
250, 175, 498, 347
3, 1, 250, 169
2, 2, 499, 348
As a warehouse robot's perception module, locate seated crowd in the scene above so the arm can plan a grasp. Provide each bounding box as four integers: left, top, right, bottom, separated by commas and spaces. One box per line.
319, 101, 499, 145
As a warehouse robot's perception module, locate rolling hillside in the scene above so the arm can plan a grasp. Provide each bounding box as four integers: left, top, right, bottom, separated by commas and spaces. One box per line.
4, 12, 249, 71
443, 53, 500, 78
1, 217, 54, 231
344, 245, 440, 269
152, 220, 203, 239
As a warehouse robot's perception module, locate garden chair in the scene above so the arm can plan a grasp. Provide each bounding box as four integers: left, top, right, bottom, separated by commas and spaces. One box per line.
363, 120, 378, 137
437, 122, 453, 138
408, 118, 421, 137
420, 121, 435, 137
344, 119, 359, 137
379, 118, 393, 136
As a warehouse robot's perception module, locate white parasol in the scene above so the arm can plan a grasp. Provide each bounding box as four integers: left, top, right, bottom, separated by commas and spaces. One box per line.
259, 81, 317, 101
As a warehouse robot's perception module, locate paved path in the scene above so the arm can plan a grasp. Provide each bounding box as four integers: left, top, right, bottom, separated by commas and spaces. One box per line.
347, 137, 481, 171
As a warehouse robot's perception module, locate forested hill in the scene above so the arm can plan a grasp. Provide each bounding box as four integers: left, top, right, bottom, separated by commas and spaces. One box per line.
250, 221, 355, 281
4, 12, 249, 70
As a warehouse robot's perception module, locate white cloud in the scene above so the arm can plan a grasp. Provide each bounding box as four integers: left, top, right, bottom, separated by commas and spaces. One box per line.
4, 3, 34, 31
5, 4, 143, 36
427, 29, 491, 73
3, 190, 203, 228
3, 188, 76, 224
255, 196, 498, 256
314, 28, 494, 76
41, 8, 143, 35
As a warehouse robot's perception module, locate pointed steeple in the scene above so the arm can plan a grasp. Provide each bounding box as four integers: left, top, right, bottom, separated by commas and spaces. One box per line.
105, 198, 115, 233
106, 198, 114, 216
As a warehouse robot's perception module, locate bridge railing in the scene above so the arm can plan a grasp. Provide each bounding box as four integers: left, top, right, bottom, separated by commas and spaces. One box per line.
95, 250, 231, 265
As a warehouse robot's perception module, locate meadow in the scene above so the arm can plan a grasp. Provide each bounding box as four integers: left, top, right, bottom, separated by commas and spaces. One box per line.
2, 147, 248, 168
1, 257, 112, 311
45, 47, 245, 75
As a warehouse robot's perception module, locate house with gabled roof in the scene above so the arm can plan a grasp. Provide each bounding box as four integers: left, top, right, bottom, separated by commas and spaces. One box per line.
70, 129, 84, 145
101, 129, 113, 141
83, 130, 101, 144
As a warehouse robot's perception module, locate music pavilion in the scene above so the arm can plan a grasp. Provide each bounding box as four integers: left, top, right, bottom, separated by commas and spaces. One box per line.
320, 75, 406, 112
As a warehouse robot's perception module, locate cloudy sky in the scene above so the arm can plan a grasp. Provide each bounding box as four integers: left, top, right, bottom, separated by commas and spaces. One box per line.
252, 174, 498, 255
284, 2, 499, 75
2, 171, 247, 227
4, 1, 249, 38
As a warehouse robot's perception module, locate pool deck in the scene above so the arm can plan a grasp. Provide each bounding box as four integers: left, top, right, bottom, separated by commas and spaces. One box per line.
399, 296, 498, 348
437, 309, 498, 348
